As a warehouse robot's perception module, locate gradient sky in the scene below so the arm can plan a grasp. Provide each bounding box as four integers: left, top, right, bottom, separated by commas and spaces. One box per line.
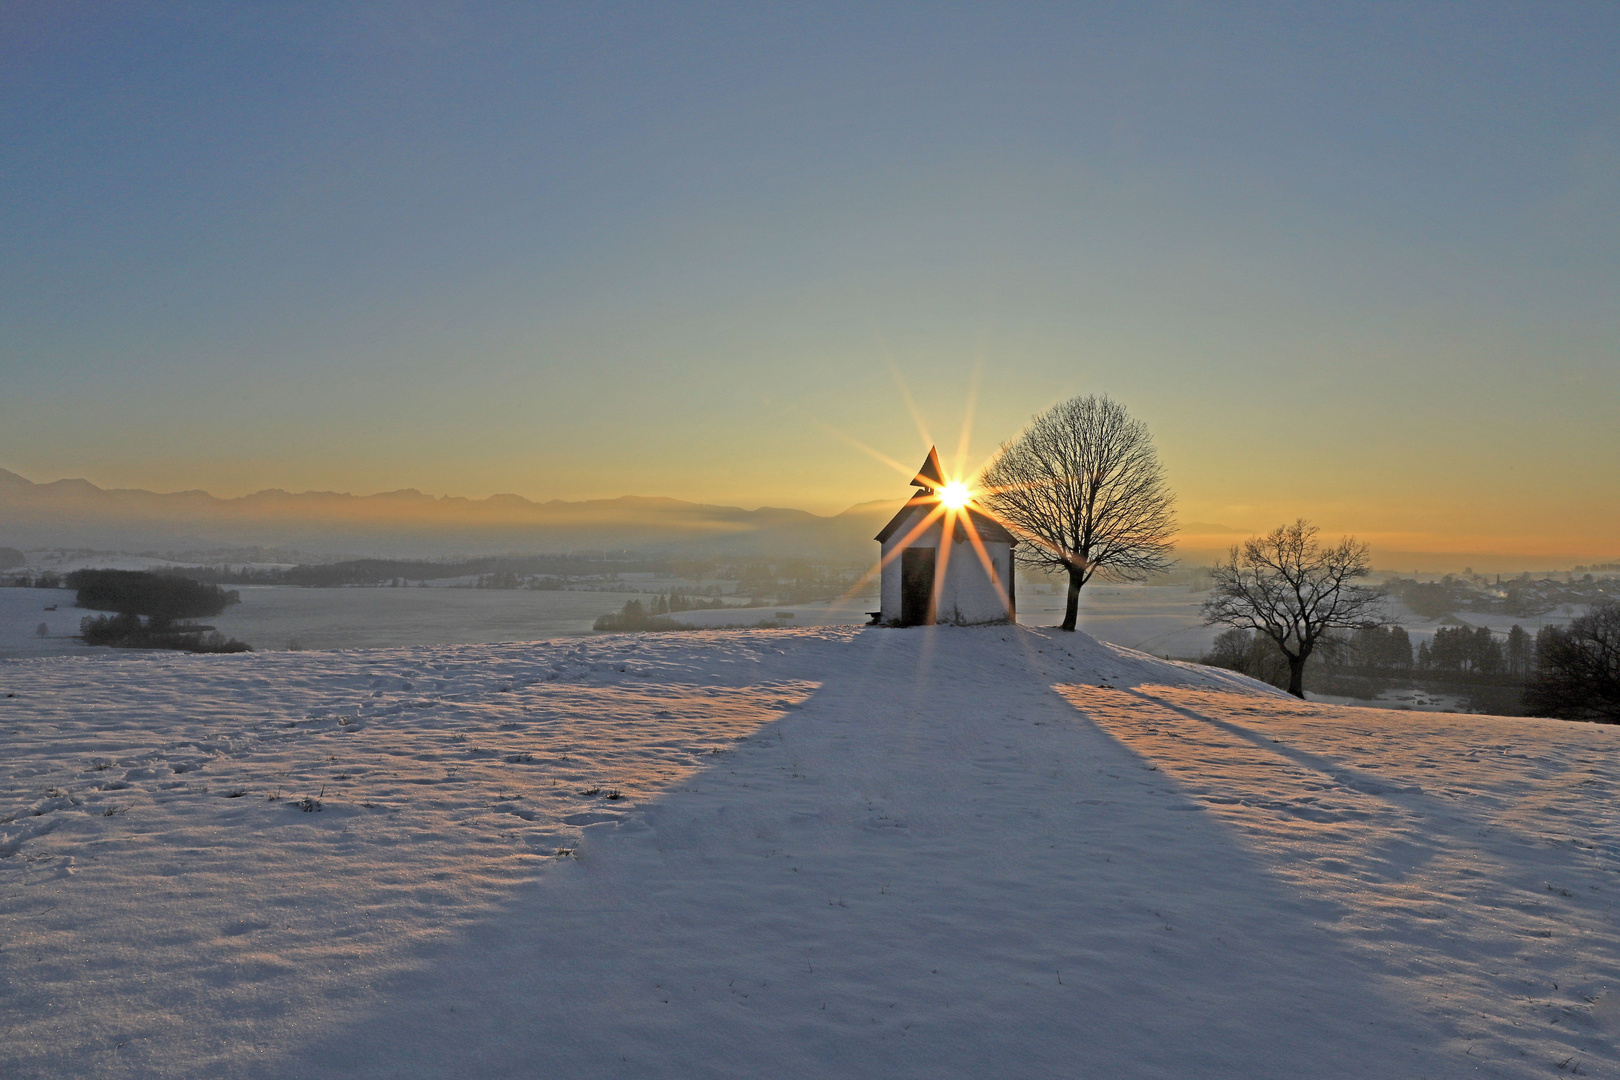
2, 3, 1616, 563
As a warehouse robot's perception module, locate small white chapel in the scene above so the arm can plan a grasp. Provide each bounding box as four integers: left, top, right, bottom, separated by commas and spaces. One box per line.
874, 447, 1018, 627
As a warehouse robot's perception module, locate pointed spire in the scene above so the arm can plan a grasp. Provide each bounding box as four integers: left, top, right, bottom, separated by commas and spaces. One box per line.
910, 446, 945, 492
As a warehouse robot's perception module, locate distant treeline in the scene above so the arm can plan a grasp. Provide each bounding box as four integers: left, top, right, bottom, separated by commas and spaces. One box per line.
1207, 623, 1540, 684
277, 556, 662, 587
592, 594, 791, 633
1205, 612, 1618, 720
4, 552, 875, 604
44, 554, 872, 599
269, 555, 864, 597
123, 555, 673, 588
3, 570, 62, 589
592, 593, 732, 631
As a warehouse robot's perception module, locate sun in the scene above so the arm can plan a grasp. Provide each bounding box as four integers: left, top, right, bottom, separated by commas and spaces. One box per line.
939, 480, 972, 510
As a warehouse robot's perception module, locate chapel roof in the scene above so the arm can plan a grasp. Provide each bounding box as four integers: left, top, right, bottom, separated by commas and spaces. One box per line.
874, 448, 1017, 546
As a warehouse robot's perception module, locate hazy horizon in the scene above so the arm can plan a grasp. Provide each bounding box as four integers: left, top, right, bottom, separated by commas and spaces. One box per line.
2, 5, 1616, 563
1, 461, 1613, 574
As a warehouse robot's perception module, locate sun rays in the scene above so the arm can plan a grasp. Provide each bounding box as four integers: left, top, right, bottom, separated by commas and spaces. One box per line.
824, 371, 1022, 621
822, 369, 1088, 618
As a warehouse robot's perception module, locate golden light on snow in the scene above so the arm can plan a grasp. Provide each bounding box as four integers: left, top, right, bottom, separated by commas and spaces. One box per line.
939, 480, 971, 509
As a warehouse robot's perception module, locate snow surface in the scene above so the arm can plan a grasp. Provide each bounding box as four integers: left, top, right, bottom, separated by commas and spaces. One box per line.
0, 586, 652, 660
2, 626, 1617, 1078
0, 588, 83, 660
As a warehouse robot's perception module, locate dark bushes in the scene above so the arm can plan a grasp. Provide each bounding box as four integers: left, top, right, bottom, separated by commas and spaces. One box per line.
593, 599, 681, 632
1202, 628, 1291, 689
592, 593, 737, 631
67, 569, 239, 621
1525, 601, 1620, 722
79, 613, 250, 653
69, 570, 249, 652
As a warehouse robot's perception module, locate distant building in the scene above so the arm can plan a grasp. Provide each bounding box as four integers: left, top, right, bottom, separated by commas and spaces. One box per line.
875, 447, 1017, 627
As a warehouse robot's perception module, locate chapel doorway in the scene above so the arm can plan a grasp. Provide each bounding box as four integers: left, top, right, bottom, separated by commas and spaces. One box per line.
900, 546, 936, 627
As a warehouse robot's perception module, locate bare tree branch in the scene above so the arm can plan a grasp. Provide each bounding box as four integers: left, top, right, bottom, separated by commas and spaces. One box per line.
1525, 601, 1620, 721
980, 395, 1176, 631
1201, 519, 1383, 697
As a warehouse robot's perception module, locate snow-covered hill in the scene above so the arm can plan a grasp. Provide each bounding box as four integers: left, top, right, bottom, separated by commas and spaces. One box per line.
2, 627, 1616, 1078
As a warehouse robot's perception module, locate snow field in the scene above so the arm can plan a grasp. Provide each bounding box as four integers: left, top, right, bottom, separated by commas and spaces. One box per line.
1068, 683, 1620, 1072
1, 625, 1617, 1078
0, 584, 659, 659
0, 633, 815, 1078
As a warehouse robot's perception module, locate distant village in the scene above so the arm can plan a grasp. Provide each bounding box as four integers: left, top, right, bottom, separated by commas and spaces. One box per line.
1385, 569, 1619, 618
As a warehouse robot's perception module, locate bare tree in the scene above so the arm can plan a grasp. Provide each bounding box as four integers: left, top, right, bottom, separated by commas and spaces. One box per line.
980, 394, 1176, 632
1524, 600, 1620, 722
1201, 520, 1382, 698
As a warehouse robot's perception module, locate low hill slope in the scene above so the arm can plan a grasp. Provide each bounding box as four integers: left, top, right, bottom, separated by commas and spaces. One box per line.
1, 627, 1616, 1078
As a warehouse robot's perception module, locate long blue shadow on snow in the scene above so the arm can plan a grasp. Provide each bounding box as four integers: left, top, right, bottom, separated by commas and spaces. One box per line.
255, 626, 1454, 1080
1104, 683, 1556, 884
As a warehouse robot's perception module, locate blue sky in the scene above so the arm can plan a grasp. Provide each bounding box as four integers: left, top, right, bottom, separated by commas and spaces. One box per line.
1, 2, 1616, 558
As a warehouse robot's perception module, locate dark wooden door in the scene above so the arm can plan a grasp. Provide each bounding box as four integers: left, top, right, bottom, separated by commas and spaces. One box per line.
900, 547, 936, 626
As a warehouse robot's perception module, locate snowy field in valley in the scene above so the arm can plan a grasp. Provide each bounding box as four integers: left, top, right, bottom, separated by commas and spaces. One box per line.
3, 575, 1582, 669
3, 626, 1617, 1078
0, 586, 650, 659
670, 583, 1225, 655
0, 582, 1218, 660
0, 581, 1210, 660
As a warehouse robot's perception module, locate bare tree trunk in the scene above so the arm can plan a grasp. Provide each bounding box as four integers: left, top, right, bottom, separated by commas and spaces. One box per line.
1286, 653, 1307, 698
1202, 521, 1381, 701
980, 395, 1177, 610
1061, 570, 1081, 631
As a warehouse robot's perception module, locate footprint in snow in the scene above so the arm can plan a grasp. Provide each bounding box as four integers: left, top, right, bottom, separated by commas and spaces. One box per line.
563, 811, 623, 826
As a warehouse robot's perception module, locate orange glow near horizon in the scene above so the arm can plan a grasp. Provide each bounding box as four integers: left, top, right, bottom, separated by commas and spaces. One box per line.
828, 361, 1102, 616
